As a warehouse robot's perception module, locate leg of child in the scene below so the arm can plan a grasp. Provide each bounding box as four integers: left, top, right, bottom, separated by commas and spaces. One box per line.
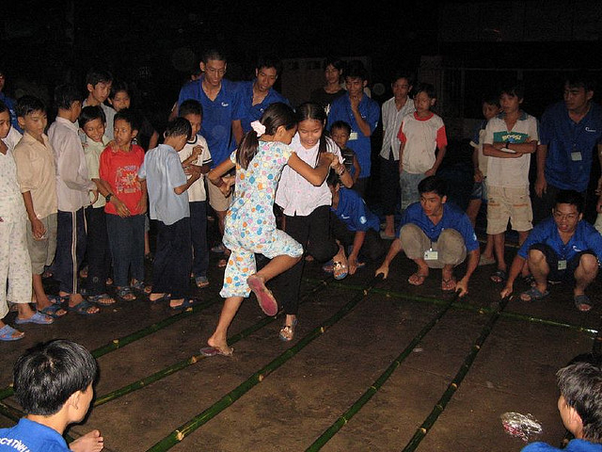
207, 296, 243, 355
130, 215, 147, 292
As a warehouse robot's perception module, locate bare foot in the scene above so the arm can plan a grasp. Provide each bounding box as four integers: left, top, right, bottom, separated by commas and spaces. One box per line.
408, 272, 428, 286
70, 430, 103, 452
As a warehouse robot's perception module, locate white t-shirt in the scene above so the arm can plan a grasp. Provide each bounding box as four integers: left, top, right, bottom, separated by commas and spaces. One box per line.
275, 134, 343, 217
484, 112, 539, 188
178, 134, 212, 202
398, 112, 447, 174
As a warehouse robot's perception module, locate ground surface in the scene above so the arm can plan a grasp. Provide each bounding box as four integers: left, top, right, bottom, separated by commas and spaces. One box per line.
0, 241, 599, 452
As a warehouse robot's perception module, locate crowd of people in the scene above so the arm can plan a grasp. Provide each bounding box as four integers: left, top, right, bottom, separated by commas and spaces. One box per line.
0, 45, 602, 452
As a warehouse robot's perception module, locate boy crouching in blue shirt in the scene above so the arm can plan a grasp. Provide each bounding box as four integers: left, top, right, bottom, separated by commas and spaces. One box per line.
138, 118, 201, 310
326, 171, 387, 277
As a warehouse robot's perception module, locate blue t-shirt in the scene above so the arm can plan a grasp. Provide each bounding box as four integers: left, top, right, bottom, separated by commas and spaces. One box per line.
540, 101, 602, 192
237, 81, 290, 134
177, 77, 243, 167
327, 93, 380, 178
139, 144, 189, 225
0, 418, 69, 451
397, 202, 479, 252
331, 187, 380, 233
0, 93, 21, 133
522, 439, 602, 451
518, 216, 602, 262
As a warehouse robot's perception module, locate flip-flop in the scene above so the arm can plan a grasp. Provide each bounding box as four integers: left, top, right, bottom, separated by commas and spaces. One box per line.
195, 276, 209, 288
490, 269, 507, 284
200, 346, 233, 357
408, 273, 427, 286
14, 311, 54, 325
333, 261, 348, 280
279, 319, 299, 342
39, 304, 67, 319
67, 299, 100, 316
149, 293, 170, 304
247, 275, 278, 316
520, 287, 550, 302
0, 324, 24, 341
88, 294, 116, 306
116, 286, 137, 302
170, 298, 197, 311
574, 294, 593, 312
441, 278, 457, 292
48, 294, 67, 305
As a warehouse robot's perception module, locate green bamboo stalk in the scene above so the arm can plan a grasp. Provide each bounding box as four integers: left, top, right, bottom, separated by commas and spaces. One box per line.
303, 278, 598, 336
145, 276, 382, 452
305, 292, 460, 451
401, 296, 511, 451
95, 278, 330, 406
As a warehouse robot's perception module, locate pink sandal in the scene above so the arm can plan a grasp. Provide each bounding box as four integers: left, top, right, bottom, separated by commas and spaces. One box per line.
247, 275, 278, 316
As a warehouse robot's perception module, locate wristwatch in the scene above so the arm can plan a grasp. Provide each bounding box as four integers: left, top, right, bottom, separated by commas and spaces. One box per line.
105, 193, 113, 202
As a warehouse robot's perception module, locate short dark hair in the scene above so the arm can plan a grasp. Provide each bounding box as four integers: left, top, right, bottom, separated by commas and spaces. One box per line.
344, 60, 368, 82
482, 94, 500, 107
413, 83, 437, 99
109, 80, 131, 100
164, 117, 192, 140
555, 190, 585, 214
202, 48, 227, 64
86, 68, 113, 87
418, 176, 448, 197
16, 95, 45, 117
557, 362, 602, 442
79, 105, 106, 128
326, 169, 341, 187
330, 120, 351, 135
114, 108, 139, 131
54, 83, 81, 110
0, 100, 8, 115
256, 55, 283, 76
324, 56, 346, 72
565, 71, 596, 93
13, 340, 97, 416
392, 71, 413, 86
178, 99, 203, 118
500, 82, 524, 100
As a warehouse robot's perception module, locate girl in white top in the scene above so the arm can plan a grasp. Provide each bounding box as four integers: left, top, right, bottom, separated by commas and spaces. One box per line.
274, 102, 352, 341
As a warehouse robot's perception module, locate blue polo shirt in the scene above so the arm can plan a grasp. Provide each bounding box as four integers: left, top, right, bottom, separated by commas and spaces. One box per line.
397, 202, 479, 252
238, 81, 290, 134
541, 101, 602, 192
522, 439, 602, 451
0, 418, 69, 451
518, 216, 602, 262
331, 187, 380, 232
177, 77, 243, 167
327, 93, 380, 178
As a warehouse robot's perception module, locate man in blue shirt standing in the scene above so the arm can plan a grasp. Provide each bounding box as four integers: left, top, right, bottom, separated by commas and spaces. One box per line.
501, 190, 602, 311
533, 72, 602, 224
375, 176, 480, 297
327, 60, 380, 197
238, 55, 290, 134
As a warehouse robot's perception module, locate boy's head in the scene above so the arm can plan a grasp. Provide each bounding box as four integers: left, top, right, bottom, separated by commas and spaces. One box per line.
564, 72, 595, 113
481, 94, 501, 121
324, 57, 345, 85
0, 100, 11, 139
79, 106, 106, 143
14, 340, 97, 421
557, 362, 602, 442
109, 81, 132, 112
499, 83, 524, 115
330, 120, 351, 150
113, 109, 139, 148
326, 170, 341, 199
255, 55, 282, 94
344, 60, 368, 97
178, 99, 203, 138
412, 83, 437, 114
16, 96, 47, 138
553, 190, 585, 234
200, 49, 227, 88
54, 83, 82, 122
418, 176, 448, 215
392, 73, 413, 101
164, 117, 192, 152
85, 69, 113, 105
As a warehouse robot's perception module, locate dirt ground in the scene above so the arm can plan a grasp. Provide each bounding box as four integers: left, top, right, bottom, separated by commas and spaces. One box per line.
0, 242, 599, 452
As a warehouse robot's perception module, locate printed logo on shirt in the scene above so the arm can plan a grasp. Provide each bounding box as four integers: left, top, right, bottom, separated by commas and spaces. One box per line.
341, 215, 351, 220
221, 102, 229, 107
359, 216, 367, 224
493, 131, 530, 143
585, 127, 597, 133
116, 165, 141, 194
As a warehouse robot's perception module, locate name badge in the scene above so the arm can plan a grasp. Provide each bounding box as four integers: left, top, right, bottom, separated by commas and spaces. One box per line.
424, 249, 439, 261
558, 260, 567, 270
571, 152, 582, 161
349, 132, 359, 141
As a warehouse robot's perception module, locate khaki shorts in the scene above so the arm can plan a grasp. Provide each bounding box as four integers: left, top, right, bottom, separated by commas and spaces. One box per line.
207, 179, 232, 213
486, 185, 532, 235
26, 213, 58, 275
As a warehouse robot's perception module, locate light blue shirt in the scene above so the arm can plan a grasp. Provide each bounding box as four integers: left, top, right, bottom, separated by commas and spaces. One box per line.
139, 144, 189, 225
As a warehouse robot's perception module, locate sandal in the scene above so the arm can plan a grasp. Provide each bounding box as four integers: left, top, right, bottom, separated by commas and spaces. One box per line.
88, 293, 116, 306
490, 269, 507, 284
39, 304, 67, 319
131, 280, 151, 294
0, 324, 24, 341
322, 260, 334, 273
170, 298, 197, 311
520, 286, 550, 302
247, 274, 278, 316
333, 261, 348, 280
116, 286, 137, 302
67, 299, 100, 316
574, 294, 593, 312
408, 273, 428, 286
48, 294, 67, 305
195, 276, 209, 288
520, 274, 535, 286
200, 345, 233, 357
15, 311, 54, 325
478, 255, 496, 266
279, 319, 298, 342
441, 278, 457, 292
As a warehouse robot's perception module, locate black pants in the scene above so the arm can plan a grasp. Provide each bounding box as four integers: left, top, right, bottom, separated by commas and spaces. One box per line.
272, 205, 338, 315
54, 208, 86, 294
85, 206, 111, 295
330, 213, 388, 262
152, 217, 192, 299
190, 201, 209, 278
379, 153, 400, 216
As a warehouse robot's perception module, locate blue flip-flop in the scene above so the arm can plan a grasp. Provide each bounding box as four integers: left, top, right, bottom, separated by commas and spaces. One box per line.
67, 299, 99, 316
39, 304, 67, 319
14, 311, 53, 325
170, 298, 197, 311
0, 324, 24, 341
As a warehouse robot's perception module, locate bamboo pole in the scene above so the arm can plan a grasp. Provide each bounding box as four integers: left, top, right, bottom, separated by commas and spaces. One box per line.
305, 292, 460, 451
145, 276, 382, 451
401, 296, 511, 451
